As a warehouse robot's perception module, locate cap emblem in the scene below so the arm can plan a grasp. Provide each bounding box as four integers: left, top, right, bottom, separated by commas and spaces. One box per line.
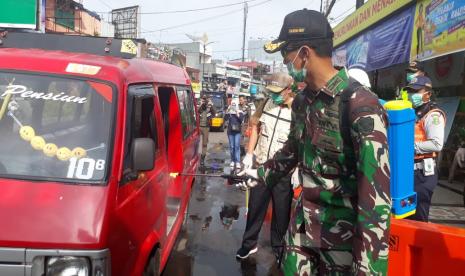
288, 28, 305, 34
264, 40, 285, 53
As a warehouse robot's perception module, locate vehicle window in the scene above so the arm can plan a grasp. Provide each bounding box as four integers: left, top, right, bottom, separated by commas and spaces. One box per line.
211, 97, 224, 110
176, 88, 197, 140
185, 89, 197, 129
0, 72, 115, 183
123, 84, 159, 174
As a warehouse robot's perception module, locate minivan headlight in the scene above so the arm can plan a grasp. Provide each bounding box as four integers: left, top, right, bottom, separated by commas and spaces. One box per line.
46, 256, 90, 276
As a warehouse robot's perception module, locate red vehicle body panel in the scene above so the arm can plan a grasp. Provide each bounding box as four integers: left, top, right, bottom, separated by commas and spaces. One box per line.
0, 48, 199, 275
0, 179, 109, 248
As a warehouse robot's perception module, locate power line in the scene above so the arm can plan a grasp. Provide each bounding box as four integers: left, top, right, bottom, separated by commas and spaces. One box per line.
159, 20, 282, 37
329, 5, 355, 23
97, 0, 113, 10
161, 47, 265, 54
96, 0, 260, 14
141, 0, 271, 34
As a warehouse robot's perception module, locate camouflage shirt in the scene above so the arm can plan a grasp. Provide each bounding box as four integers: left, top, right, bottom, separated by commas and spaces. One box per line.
258, 68, 391, 275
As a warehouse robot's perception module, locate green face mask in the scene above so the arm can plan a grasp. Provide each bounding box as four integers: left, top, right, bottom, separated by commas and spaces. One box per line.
406, 73, 415, 83
270, 93, 284, 105
408, 93, 424, 108
286, 47, 307, 83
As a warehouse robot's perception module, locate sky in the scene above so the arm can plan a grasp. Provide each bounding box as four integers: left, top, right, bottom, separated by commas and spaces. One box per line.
82, 0, 356, 60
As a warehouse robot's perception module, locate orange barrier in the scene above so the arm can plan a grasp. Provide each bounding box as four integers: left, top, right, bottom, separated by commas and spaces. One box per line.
389, 218, 465, 275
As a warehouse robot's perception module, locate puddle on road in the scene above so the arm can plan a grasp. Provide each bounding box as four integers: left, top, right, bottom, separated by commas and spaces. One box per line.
162, 139, 280, 276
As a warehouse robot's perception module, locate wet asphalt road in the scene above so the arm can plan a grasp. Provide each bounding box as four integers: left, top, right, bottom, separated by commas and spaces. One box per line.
162, 131, 281, 276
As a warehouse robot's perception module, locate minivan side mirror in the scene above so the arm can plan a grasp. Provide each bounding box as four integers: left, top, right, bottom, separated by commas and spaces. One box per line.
132, 138, 155, 171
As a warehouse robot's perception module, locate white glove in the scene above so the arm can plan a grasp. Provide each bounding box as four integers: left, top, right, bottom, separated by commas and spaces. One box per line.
237, 168, 259, 188
291, 168, 301, 189
235, 182, 248, 190
242, 153, 254, 170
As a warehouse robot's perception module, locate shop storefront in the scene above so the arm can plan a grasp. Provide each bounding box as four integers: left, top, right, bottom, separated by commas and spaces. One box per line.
333, 0, 465, 174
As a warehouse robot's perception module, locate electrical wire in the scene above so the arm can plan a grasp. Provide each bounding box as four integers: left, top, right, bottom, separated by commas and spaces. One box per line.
141, 0, 271, 34
329, 5, 355, 23
96, 0, 113, 10
96, 0, 260, 14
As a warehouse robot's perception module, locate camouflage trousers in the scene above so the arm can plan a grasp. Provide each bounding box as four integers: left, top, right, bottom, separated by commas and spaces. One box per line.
281, 197, 353, 276
200, 126, 209, 156
281, 231, 353, 276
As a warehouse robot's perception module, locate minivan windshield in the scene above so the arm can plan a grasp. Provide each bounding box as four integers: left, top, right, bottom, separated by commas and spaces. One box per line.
0, 72, 114, 183
211, 96, 224, 110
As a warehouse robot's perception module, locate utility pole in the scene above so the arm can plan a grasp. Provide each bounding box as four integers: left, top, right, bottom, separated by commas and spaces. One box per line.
324, 0, 337, 17
242, 1, 248, 62
202, 43, 206, 82
202, 41, 216, 82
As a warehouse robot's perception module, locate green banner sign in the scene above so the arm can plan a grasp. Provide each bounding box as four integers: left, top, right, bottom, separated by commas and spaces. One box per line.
0, 0, 37, 29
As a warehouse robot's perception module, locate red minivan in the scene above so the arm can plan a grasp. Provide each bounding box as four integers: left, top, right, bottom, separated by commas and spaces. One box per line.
0, 32, 199, 275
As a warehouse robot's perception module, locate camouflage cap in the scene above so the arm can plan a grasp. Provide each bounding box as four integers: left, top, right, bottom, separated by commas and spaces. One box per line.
265, 72, 293, 93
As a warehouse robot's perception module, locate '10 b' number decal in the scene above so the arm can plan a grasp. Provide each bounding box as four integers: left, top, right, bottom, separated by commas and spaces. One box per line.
67, 157, 105, 179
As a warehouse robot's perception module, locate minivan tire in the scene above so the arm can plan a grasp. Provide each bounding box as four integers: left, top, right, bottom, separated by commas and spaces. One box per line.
143, 249, 160, 276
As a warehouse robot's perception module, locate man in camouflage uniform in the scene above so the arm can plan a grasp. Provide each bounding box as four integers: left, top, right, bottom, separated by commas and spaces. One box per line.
241, 9, 391, 275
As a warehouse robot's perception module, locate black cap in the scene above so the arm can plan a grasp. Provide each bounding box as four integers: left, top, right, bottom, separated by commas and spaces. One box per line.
264, 9, 334, 54
406, 60, 425, 73
406, 76, 432, 90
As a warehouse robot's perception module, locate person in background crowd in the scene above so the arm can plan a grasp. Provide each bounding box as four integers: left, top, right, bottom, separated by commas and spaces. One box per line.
239, 95, 251, 120
448, 127, 465, 183
406, 76, 446, 222
239, 95, 251, 156
225, 102, 244, 170
398, 60, 427, 100
236, 72, 296, 261
198, 95, 216, 166
406, 60, 426, 83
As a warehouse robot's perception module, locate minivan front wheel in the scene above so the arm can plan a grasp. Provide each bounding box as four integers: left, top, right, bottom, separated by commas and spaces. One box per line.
143, 249, 160, 276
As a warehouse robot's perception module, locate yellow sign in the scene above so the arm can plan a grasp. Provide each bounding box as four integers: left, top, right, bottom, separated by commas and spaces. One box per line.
121, 39, 138, 55
191, 82, 201, 93
333, 0, 413, 47
410, 0, 465, 61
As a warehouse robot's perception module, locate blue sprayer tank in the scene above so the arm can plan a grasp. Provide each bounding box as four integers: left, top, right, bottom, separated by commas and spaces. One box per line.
384, 100, 417, 219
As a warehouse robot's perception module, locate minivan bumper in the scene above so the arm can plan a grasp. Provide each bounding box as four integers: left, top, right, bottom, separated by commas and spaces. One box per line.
0, 247, 110, 276
210, 117, 224, 127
